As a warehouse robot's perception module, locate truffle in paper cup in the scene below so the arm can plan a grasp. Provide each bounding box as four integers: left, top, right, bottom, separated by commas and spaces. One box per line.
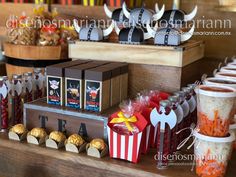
86, 139, 108, 158
194, 130, 235, 177
27, 128, 47, 145
8, 124, 27, 141
45, 131, 66, 149
65, 134, 87, 153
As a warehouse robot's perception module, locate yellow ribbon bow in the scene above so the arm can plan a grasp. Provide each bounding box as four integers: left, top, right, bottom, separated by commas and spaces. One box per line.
33, 6, 45, 16
110, 112, 137, 132
61, 25, 75, 31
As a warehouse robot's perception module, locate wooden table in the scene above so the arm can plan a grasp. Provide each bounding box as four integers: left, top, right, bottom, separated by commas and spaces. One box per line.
0, 133, 235, 177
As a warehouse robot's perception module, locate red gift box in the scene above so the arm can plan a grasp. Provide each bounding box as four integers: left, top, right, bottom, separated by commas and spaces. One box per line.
107, 112, 147, 163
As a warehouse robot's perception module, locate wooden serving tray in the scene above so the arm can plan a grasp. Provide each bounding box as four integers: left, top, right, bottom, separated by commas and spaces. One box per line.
0, 133, 235, 177
69, 40, 205, 67
24, 98, 118, 141
4, 43, 68, 60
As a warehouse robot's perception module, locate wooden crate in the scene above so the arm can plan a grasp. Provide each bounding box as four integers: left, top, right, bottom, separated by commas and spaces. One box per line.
24, 98, 117, 141
69, 40, 205, 96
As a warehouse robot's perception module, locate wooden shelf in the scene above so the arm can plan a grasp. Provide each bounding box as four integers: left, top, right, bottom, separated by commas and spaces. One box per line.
69, 40, 205, 67
215, 6, 236, 12
0, 133, 235, 177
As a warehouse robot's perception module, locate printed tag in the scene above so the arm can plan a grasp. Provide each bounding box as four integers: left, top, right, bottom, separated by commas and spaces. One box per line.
66, 78, 81, 109
85, 81, 101, 112
47, 76, 62, 105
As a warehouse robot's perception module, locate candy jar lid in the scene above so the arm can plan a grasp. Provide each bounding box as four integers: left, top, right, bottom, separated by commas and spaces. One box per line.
34, 68, 42, 73
2, 76, 8, 81
27, 72, 33, 76
12, 74, 22, 80
160, 100, 171, 108
174, 91, 185, 98
182, 87, 191, 94
168, 95, 178, 103
187, 83, 197, 90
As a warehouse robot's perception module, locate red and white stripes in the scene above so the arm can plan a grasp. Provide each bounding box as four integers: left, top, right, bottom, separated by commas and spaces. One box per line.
107, 126, 143, 163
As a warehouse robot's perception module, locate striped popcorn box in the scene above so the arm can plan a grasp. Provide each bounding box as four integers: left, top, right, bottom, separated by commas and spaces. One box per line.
150, 124, 158, 148
140, 107, 152, 154
140, 124, 151, 154
107, 112, 147, 163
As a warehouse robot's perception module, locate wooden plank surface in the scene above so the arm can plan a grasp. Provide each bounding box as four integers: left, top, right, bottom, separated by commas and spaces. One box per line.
0, 133, 235, 177
128, 64, 182, 96
69, 40, 204, 67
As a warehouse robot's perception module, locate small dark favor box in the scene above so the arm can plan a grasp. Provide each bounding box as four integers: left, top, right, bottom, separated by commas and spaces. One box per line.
116, 63, 128, 102
84, 66, 112, 112
65, 61, 110, 110
102, 63, 122, 107
46, 60, 89, 106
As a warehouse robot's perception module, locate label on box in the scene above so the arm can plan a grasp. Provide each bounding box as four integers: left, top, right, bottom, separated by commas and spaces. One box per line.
47, 76, 62, 106
65, 78, 82, 109
85, 80, 101, 112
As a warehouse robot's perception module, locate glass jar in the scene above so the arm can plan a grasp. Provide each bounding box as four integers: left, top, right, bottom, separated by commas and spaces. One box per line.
33, 68, 44, 100
23, 72, 33, 103
0, 77, 9, 131
156, 100, 172, 169
168, 95, 183, 155
11, 74, 23, 124
174, 91, 190, 144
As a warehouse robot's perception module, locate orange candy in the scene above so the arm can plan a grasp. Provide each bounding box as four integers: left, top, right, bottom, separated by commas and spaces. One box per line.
198, 111, 230, 137
196, 149, 226, 177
